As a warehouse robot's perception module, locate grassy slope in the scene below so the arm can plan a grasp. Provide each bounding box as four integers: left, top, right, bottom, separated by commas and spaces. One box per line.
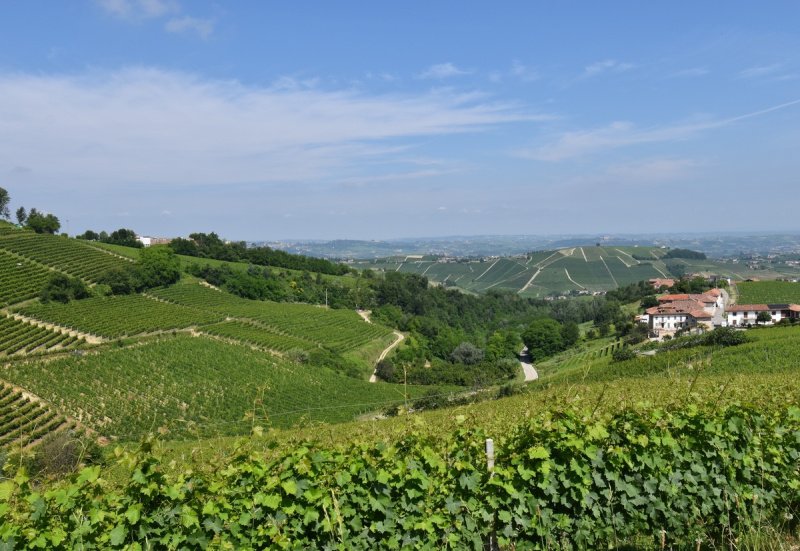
357, 246, 800, 297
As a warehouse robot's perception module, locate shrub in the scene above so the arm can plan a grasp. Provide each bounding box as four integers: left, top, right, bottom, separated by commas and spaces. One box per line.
611, 346, 637, 362
40, 274, 90, 303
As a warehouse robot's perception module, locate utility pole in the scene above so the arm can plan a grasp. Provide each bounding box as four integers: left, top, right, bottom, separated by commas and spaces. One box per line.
325, 287, 328, 308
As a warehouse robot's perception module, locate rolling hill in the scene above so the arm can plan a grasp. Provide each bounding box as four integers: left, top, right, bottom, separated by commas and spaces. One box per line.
354, 245, 800, 297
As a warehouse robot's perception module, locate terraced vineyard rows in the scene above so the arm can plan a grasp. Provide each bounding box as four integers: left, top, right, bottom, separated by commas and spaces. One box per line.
151, 282, 392, 352
201, 320, 319, 353
0, 231, 126, 282
0, 316, 85, 356
17, 295, 224, 339
0, 249, 52, 306
0, 383, 67, 449
0, 336, 441, 439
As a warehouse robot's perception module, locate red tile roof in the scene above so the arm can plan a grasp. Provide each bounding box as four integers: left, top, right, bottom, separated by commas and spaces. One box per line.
726, 304, 769, 312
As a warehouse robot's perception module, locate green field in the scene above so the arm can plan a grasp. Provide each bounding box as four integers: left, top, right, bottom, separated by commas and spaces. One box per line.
0, 336, 444, 439
0, 315, 86, 356
735, 280, 800, 304
0, 382, 68, 449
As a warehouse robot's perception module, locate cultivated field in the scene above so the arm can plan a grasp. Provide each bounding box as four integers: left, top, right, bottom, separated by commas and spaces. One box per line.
735, 280, 800, 304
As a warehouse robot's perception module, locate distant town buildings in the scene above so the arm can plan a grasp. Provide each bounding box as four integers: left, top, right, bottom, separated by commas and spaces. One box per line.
136, 236, 173, 247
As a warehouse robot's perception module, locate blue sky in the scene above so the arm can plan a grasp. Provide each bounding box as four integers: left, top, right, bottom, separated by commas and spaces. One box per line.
1, 1, 799, 240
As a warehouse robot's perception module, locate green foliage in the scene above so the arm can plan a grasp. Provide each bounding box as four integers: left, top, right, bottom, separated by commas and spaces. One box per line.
0, 250, 52, 306
756, 311, 773, 324
104, 228, 142, 248
522, 318, 564, 361
0, 187, 9, 219
737, 280, 800, 304
663, 248, 707, 259
611, 346, 636, 362
98, 266, 138, 295
136, 247, 181, 288
169, 231, 350, 275
39, 274, 90, 304
449, 341, 484, 365
14, 207, 25, 226
25, 208, 60, 234
1, 405, 797, 549
0, 382, 66, 450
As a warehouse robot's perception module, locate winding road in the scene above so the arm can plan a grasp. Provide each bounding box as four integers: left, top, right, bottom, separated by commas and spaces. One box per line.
519, 347, 539, 382
358, 310, 406, 383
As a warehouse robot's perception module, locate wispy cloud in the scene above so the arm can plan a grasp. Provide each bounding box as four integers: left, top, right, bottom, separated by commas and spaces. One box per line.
95, 0, 212, 38
165, 16, 214, 39
583, 59, 635, 77
0, 68, 538, 188
521, 98, 800, 161
95, 0, 178, 20
418, 62, 471, 79
738, 63, 782, 79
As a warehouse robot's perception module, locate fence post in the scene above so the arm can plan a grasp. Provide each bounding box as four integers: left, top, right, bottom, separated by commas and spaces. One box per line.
486, 438, 498, 550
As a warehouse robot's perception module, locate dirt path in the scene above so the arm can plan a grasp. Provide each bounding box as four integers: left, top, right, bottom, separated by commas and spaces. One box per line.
564, 268, 586, 289
357, 310, 405, 383
519, 347, 539, 382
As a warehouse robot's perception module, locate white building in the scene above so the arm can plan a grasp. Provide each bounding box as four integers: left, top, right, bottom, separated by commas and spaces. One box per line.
726, 304, 800, 326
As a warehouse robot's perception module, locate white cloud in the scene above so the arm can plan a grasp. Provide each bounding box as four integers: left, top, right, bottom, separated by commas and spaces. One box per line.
0, 68, 536, 188
738, 63, 782, 79
165, 16, 214, 39
96, 0, 178, 19
418, 63, 471, 79
521, 98, 800, 161
605, 158, 700, 183
510, 60, 539, 82
583, 59, 634, 77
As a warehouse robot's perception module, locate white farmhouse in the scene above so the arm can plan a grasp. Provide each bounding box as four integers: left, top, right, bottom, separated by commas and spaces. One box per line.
726, 304, 800, 326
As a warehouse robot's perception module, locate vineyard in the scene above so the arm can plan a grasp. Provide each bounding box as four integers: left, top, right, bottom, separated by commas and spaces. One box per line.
0, 315, 85, 356
0, 231, 127, 282
736, 280, 800, 304
1, 403, 797, 549
0, 336, 441, 439
16, 295, 225, 339
0, 383, 67, 449
150, 281, 392, 352
0, 250, 53, 306
201, 320, 319, 353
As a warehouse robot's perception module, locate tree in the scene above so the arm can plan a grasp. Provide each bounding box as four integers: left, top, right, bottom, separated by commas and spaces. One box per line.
450, 342, 484, 365
99, 266, 137, 295
135, 247, 181, 289
104, 228, 142, 248
0, 187, 9, 219
77, 230, 100, 241
756, 311, 772, 325
40, 274, 90, 303
15, 207, 26, 226
561, 321, 580, 347
522, 318, 564, 361
26, 210, 60, 234
640, 295, 659, 309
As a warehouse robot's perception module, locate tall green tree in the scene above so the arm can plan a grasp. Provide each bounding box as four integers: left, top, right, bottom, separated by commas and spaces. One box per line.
136, 247, 181, 288
26, 209, 60, 234
15, 206, 26, 225
0, 187, 9, 219
522, 318, 564, 362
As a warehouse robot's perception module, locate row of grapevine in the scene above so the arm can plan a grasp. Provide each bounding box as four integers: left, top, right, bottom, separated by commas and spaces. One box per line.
0, 383, 67, 449
0, 231, 126, 282
0, 336, 436, 439
201, 320, 319, 353
16, 295, 225, 339
0, 316, 85, 356
150, 282, 392, 352
0, 250, 52, 306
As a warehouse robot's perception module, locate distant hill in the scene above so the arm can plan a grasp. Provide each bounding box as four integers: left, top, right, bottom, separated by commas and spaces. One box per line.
353, 245, 800, 297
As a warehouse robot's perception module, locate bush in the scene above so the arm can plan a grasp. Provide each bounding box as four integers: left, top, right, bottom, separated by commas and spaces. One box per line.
611, 346, 637, 362
704, 327, 750, 347
40, 274, 90, 303
375, 358, 395, 382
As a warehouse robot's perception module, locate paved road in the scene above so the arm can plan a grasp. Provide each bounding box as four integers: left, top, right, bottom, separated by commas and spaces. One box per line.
519, 347, 539, 382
